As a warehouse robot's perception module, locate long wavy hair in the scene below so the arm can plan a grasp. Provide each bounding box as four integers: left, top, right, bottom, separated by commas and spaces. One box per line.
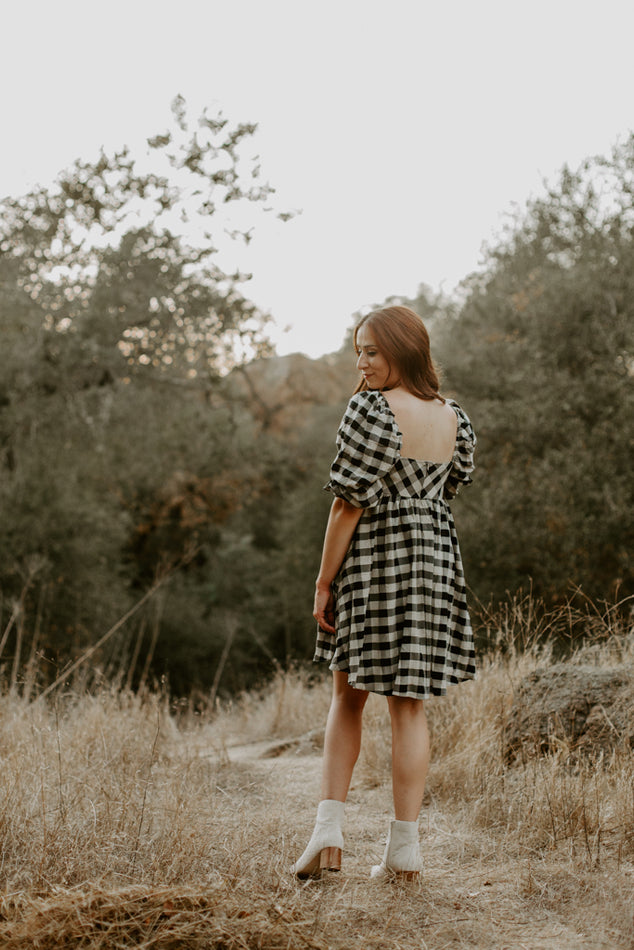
353, 305, 443, 401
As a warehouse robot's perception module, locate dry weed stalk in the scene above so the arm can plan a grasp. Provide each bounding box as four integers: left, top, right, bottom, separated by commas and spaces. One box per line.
0, 594, 633, 948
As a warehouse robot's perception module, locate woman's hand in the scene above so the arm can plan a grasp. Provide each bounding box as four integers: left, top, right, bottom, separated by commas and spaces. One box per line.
313, 584, 335, 634
312, 498, 362, 636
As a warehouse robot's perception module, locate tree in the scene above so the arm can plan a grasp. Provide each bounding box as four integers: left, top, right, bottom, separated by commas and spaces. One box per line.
441, 137, 634, 603
0, 95, 288, 391
0, 97, 294, 691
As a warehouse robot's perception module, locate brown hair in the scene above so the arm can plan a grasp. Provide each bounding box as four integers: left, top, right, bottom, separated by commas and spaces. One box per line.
353, 305, 443, 401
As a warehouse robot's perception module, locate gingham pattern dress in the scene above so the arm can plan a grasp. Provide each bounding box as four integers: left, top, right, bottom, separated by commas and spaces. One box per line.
314, 389, 476, 699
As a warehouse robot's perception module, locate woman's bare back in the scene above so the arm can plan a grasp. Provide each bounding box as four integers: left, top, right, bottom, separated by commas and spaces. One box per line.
382, 388, 457, 463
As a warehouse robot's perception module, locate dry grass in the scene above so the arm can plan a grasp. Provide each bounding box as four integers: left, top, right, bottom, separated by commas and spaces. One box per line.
1, 604, 633, 948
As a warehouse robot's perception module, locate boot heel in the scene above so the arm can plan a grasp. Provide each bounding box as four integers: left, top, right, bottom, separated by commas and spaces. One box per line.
319, 846, 342, 872
395, 869, 420, 881
370, 819, 423, 880
291, 800, 345, 879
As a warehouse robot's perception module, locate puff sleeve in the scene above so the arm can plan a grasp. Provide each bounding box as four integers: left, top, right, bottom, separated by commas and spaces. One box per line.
324, 391, 401, 509
443, 401, 476, 501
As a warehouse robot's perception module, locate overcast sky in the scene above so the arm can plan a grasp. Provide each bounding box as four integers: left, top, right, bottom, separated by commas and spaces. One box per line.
3, 0, 634, 357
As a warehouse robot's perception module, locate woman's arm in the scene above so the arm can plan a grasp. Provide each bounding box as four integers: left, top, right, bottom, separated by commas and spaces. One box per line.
313, 497, 364, 634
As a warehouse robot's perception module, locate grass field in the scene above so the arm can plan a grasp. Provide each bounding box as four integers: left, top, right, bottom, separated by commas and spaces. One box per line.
0, 598, 633, 949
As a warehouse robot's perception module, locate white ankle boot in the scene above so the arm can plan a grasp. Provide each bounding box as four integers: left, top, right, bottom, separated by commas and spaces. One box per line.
292, 799, 344, 879
370, 819, 423, 879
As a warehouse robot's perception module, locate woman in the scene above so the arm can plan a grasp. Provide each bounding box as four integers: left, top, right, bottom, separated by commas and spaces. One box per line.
292, 305, 476, 880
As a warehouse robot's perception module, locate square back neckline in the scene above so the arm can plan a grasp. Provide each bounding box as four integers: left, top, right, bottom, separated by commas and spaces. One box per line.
376, 391, 457, 467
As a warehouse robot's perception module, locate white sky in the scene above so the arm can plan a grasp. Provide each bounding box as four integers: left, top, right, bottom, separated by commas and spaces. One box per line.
2, 0, 634, 357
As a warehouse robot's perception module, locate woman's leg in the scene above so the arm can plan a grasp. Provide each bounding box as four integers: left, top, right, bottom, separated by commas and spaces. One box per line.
320, 671, 369, 801
386, 696, 430, 820
292, 672, 368, 876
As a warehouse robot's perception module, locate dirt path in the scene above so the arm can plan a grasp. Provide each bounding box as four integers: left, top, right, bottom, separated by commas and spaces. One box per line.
210, 737, 620, 950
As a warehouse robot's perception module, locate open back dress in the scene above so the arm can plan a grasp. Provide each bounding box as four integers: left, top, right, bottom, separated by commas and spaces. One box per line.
313, 389, 476, 699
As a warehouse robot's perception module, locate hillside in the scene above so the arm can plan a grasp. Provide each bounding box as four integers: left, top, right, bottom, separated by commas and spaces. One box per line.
220, 347, 359, 433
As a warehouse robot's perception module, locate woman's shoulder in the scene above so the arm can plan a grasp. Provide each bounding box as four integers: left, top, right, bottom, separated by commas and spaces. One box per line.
338, 390, 400, 448
346, 388, 385, 409
445, 397, 476, 444
343, 389, 391, 421
445, 396, 469, 421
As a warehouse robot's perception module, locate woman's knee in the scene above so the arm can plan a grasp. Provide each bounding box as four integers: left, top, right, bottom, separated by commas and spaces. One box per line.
331, 672, 368, 713
387, 695, 426, 723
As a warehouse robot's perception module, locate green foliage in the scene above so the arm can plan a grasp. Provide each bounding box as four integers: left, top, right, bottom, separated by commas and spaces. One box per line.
440, 137, 634, 602
0, 95, 279, 391
0, 98, 296, 693
2, 115, 633, 696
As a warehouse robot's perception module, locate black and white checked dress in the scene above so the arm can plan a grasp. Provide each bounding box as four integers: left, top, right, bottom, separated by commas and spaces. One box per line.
313, 390, 476, 699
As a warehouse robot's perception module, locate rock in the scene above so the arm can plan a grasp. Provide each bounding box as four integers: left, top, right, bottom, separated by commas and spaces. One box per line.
503, 662, 634, 762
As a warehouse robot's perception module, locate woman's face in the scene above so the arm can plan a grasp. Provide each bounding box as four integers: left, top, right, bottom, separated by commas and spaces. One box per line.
355, 325, 398, 390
